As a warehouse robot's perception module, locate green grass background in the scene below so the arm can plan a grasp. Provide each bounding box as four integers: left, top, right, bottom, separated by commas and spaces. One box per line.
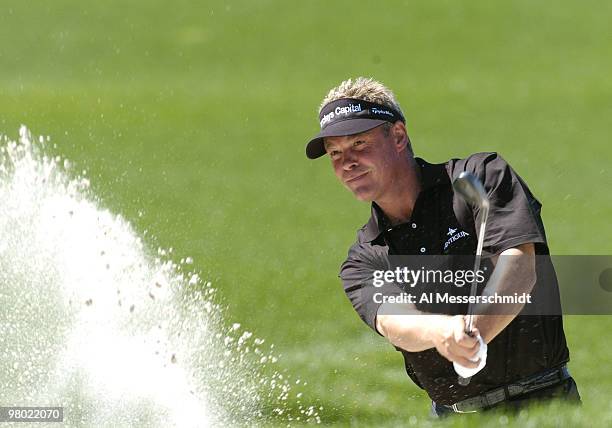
1, 1, 611, 426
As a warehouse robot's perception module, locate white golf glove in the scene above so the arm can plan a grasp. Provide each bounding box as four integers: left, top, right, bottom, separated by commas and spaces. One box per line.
453, 334, 487, 379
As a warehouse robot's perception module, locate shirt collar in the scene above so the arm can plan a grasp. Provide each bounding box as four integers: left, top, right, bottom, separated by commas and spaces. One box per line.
360, 157, 450, 243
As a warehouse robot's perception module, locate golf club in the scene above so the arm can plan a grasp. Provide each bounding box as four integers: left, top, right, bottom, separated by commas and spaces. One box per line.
452, 171, 490, 386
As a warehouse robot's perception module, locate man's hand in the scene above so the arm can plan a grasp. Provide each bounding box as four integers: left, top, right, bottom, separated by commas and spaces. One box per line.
430, 315, 481, 368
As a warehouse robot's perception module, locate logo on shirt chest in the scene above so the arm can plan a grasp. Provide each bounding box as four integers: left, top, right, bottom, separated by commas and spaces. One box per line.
443, 227, 470, 250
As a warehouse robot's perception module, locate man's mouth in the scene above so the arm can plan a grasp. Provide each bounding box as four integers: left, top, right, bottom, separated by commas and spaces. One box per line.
345, 171, 369, 183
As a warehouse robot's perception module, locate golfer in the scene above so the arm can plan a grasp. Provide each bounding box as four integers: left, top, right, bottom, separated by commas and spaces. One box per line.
306, 77, 580, 416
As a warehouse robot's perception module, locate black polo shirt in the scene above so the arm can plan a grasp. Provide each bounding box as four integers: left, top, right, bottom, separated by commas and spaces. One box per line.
339, 152, 569, 405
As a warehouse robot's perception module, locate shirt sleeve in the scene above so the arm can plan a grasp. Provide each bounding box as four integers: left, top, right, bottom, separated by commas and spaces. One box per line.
458, 152, 547, 255
339, 242, 405, 335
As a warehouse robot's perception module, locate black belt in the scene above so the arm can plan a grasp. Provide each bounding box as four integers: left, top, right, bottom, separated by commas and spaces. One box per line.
447, 365, 571, 413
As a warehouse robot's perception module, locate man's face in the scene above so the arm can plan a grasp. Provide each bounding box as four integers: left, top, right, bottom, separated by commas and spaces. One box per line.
324, 123, 405, 202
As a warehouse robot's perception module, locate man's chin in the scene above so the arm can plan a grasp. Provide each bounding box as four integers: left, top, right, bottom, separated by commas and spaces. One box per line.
349, 186, 376, 202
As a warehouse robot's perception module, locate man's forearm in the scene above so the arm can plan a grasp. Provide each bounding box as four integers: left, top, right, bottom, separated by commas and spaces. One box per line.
472, 244, 536, 343
376, 310, 449, 352
470, 314, 515, 344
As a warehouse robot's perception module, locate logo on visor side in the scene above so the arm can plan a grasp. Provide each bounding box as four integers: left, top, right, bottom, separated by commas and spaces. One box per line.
371, 107, 394, 117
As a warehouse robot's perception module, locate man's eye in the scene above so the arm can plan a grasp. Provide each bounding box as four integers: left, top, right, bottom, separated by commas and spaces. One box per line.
353, 140, 365, 147
329, 150, 341, 158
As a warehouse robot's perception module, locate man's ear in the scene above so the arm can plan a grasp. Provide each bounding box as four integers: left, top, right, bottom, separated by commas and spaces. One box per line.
392, 122, 411, 154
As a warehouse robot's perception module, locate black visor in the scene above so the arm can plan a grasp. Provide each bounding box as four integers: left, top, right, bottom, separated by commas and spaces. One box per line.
306, 98, 405, 159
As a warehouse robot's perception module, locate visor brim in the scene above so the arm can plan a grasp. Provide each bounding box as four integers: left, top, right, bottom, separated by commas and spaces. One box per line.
305, 118, 388, 159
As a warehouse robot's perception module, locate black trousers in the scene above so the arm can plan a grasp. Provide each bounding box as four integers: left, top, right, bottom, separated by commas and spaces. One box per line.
431, 377, 581, 418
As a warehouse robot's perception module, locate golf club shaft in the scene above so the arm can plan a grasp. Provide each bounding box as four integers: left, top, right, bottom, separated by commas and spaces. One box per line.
458, 206, 489, 386
466, 215, 487, 332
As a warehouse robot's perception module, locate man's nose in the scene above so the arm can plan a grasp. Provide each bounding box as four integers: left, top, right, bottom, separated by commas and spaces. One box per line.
342, 150, 358, 170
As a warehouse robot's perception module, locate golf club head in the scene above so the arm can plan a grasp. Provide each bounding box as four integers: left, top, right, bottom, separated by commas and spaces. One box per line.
453, 171, 489, 208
